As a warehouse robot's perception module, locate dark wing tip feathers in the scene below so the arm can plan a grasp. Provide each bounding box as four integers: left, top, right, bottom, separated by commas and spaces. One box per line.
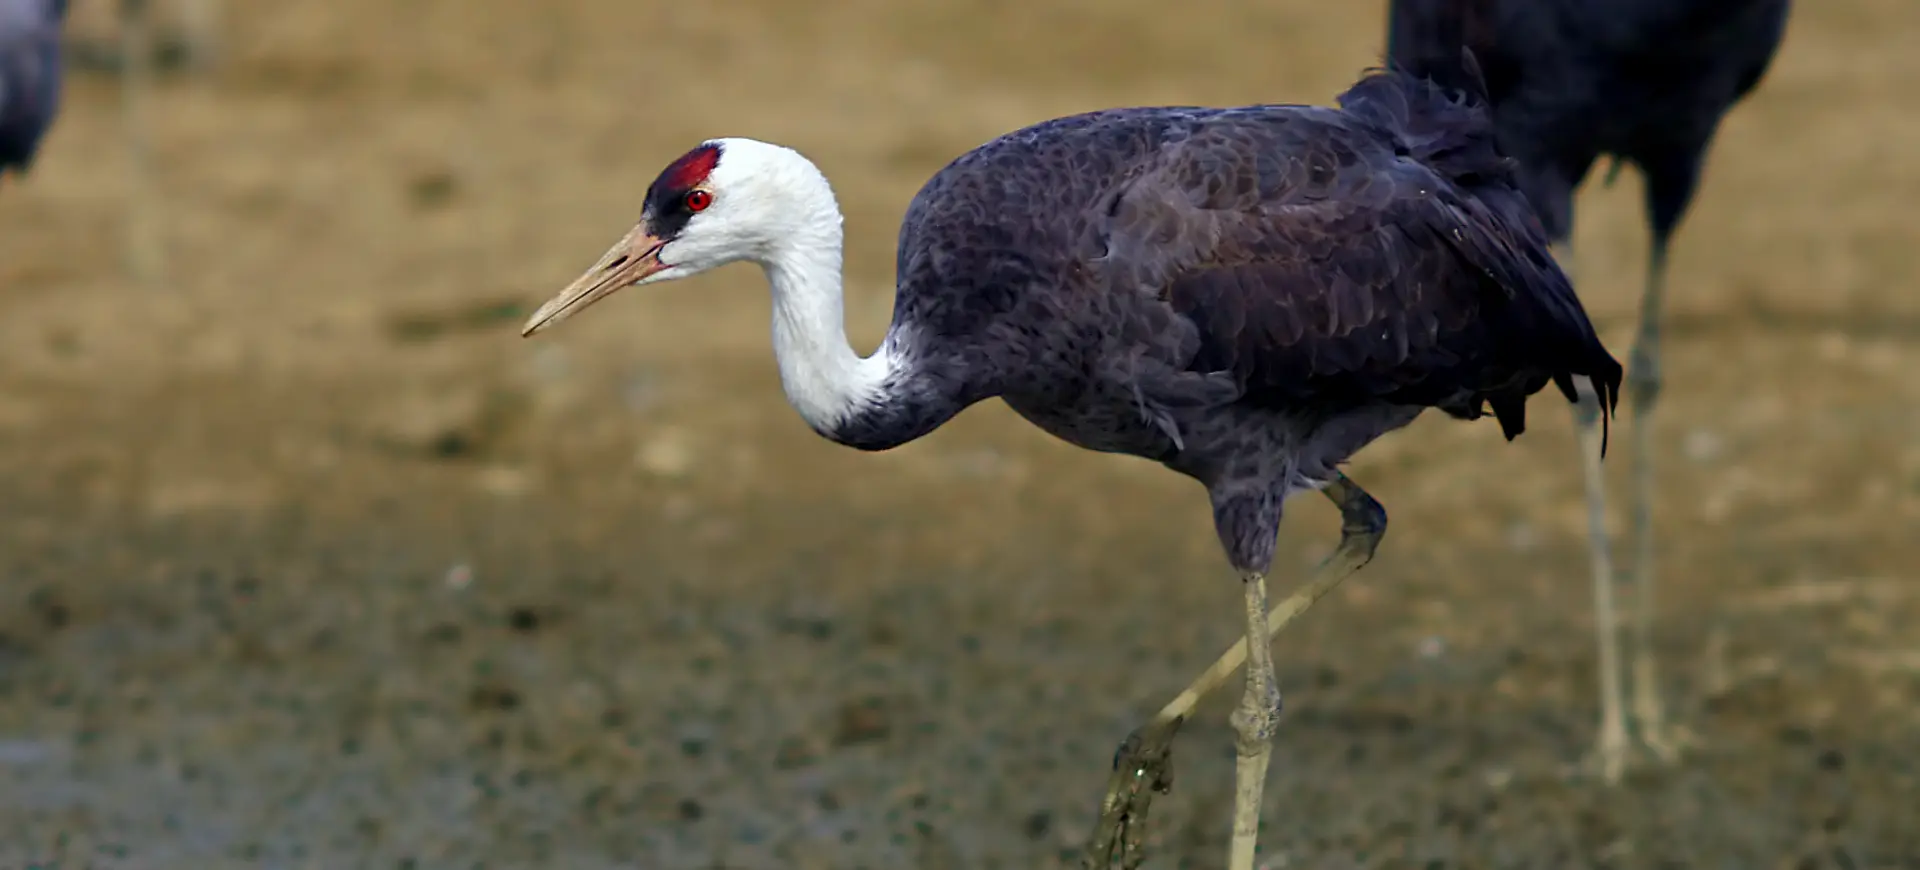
1592, 358, 1624, 458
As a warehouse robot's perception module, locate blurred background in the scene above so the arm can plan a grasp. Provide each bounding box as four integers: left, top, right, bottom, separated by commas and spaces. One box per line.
1, 0, 1916, 867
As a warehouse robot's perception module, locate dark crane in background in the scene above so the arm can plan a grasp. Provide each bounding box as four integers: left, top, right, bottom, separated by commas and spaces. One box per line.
0, 0, 66, 186
520, 1, 1617, 865
1388, 0, 1792, 783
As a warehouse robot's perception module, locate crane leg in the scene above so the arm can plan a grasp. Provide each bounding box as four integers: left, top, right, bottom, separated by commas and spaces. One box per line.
1555, 242, 1631, 785
120, 0, 164, 286
1224, 569, 1282, 870
1571, 376, 1630, 784
180, 0, 223, 70
1081, 475, 1384, 870
1625, 240, 1695, 761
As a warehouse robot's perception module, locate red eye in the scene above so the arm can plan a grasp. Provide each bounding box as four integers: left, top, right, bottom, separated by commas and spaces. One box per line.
684, 190, 713, 212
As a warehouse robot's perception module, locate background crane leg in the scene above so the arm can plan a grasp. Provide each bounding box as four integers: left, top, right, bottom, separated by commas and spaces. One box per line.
1555, 242, 1631, 785
118, 0, 164, 287
1626, 240, 1698, 761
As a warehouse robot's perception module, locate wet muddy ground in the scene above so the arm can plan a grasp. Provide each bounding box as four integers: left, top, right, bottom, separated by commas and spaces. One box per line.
2, 0, 1918, 867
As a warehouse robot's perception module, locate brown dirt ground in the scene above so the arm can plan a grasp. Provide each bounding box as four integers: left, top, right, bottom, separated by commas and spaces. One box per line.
3, 0, 1919, 867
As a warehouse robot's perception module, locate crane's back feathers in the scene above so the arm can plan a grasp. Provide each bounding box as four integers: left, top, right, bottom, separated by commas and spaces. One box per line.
884, 57, 1619, 466
1089, 80, 1618, 446
829, 0, 1627, 475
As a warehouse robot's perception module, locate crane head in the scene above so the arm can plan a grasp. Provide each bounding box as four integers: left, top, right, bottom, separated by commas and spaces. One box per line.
521, 137, 840, 337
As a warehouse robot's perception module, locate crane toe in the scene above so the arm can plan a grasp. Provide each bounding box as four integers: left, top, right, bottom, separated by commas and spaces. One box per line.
1634, 710, 1698, 764
1083, 717, 1181, 870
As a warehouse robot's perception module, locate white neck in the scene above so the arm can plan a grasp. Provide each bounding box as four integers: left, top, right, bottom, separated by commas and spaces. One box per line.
758, 208, 898, 435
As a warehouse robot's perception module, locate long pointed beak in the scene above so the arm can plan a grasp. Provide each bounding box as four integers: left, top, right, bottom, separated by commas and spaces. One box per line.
521, 224, 669, 337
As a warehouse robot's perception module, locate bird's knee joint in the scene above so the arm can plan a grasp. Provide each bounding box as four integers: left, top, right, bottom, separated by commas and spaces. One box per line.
1628, 336, 1661, 369
1626, 354, 1664, 412
1629, 381, 1663, 415
1570, 390, 1605, 427
1341, 495, 1387, 540
1229, 694, 1284, 745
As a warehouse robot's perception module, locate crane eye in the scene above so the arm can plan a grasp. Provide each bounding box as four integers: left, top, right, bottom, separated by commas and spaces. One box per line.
684, 190, 713, 212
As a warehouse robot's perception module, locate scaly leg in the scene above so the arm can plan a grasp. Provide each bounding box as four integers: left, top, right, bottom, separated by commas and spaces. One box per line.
1555, 241, 1630, 784
1083, 476, 1385, 870
1225, 570, 1281, 870
1572, 376, 1630, 784
1626, 241, 1694, 760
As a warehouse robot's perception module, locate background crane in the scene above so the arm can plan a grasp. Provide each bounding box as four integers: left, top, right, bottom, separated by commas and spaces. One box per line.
1388, 0, 1793, 784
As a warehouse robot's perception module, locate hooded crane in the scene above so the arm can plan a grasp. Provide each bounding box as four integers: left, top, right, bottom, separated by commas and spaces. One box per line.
0, 0, 65, 187
1389, 0, 1792, 784
521, 4, 1619, 868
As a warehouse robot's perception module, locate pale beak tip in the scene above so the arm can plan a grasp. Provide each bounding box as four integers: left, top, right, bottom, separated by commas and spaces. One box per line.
521, 225, 661, 339
520, 303, 560, 338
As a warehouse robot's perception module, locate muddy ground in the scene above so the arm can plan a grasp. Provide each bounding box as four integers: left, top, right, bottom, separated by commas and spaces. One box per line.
2, 1, 1918, 867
